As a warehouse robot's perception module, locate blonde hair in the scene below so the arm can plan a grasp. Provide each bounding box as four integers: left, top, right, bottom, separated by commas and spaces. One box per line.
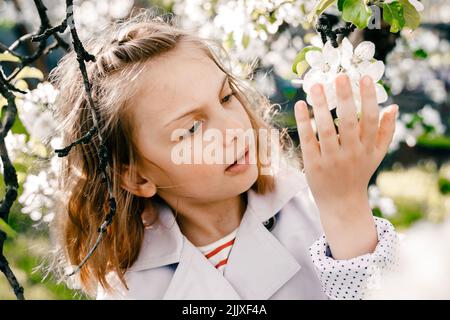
48, 8, 303, 297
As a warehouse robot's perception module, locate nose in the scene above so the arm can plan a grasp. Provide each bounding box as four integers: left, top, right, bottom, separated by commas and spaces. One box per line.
223, 127, 239, 148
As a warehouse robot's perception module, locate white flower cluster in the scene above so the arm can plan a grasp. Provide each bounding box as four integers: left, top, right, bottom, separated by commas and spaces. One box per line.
18, 156, 60, 223
4, 82, 63, 223
298, 37, 388, 112
391, 104, 446, 151
172, 0, 317, 78
17, 82, 59, 144
385, 28, 449, 103
3, 134, 61, 223
2, 0, 135, 42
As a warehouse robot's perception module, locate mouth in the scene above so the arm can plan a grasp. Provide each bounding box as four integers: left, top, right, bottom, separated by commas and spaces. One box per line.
225, 144, 250, 171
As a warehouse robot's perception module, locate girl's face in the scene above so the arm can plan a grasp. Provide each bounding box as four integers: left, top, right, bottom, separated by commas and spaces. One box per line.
125, 44, 259, 204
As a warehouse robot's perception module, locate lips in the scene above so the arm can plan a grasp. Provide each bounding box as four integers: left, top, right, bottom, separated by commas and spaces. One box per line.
226, 144, 249, 170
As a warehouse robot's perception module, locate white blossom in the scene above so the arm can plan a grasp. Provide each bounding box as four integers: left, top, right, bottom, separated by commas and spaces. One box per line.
303, 40, 341, 108
385, 29, 448, 103
418, 104, 445, 134
299, 37, 388, 112
389, 104, 446, 152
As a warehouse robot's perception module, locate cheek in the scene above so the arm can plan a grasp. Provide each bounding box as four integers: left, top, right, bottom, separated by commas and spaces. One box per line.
161, 162, 227, 198
233, 102, 253, 129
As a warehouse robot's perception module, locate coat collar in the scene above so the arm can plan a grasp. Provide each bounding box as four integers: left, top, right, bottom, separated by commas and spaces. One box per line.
128, 164, 308, 273
128, 164, 309, 299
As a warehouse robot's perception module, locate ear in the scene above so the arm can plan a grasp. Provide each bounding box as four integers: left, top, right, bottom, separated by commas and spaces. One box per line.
120, 165, 157, 198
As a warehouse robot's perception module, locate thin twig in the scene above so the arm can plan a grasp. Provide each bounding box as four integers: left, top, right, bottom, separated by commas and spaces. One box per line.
316, 14, 356, 47
58, 0, 116, 279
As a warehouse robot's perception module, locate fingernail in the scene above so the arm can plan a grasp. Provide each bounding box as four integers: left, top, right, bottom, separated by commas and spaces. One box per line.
391, 105, 398, 118
295, 101, 305, 113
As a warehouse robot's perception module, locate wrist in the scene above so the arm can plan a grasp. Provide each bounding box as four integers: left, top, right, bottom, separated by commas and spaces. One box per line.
317, 188, 372, 222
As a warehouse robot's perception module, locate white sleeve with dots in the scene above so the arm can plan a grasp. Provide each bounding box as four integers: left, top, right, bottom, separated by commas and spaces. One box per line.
308, 216, 399, 300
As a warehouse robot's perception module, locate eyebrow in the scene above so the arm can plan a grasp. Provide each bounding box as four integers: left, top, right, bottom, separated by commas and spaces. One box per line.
164, 74, 229, 128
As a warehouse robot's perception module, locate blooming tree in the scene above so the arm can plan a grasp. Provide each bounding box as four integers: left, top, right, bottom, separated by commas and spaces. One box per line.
0, 0, 448, 299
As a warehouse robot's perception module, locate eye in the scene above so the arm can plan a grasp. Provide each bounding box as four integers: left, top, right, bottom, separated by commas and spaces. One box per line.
221, 90, 236, 104
177, 120, 204, 142
188, 119, 203, 134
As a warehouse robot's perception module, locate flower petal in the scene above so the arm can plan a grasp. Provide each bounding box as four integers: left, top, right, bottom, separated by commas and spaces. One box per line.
361, 61, 385, 82
375, 83, 388, 103
340, 38, 354, 70
306, 93, 314, 106
355, 41, 375, 61
408, 0, 424, 11
305, 50, 323, 68
303, 69, 326, 92
323, 41, 341, 71
347, 67, 361, 82
324, 82, 338, 110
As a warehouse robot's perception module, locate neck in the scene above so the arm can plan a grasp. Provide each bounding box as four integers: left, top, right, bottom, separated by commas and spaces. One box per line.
155, 193, 247, 247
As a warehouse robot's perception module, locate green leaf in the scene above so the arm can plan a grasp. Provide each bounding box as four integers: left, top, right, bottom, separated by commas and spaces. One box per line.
257, 23, 268, 34
399, 0, 420, 30
12, 114, 30, 138
338, 0, 345, 11
383, 2, 405, 33
292, 46, 321, 75
413, 48, 428, 59
0, 52, 20, 63
307, 0, 336, 23
0, 104, 30, 139
0, 217, 17, 238
242, 34, 250, 49
224, 32, 235, 50
417, 135, 450, 150
268, 11, 277, 24
438, 177, 450, 194
342, 0, 372, 29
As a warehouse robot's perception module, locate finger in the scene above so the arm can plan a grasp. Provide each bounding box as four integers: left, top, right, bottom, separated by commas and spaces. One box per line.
375, 104, 398, 154
359, 75, 380, 151
335, 74, 360, 149
309, 83, 340, 155
294, 100, 321, 165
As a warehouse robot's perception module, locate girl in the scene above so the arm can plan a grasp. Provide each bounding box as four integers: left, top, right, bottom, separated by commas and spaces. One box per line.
49, 10, 399, 300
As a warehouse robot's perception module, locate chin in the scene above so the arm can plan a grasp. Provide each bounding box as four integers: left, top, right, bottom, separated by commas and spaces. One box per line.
231, 163, 259, 193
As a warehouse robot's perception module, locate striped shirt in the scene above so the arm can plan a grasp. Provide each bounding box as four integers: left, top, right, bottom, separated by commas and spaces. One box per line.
197, 228, 238, 274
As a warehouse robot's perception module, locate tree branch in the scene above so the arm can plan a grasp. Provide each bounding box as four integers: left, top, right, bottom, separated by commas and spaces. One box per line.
0, 0, 74, 300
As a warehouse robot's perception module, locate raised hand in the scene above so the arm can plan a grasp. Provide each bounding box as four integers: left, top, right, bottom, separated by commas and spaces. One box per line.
294, 73, 398, 259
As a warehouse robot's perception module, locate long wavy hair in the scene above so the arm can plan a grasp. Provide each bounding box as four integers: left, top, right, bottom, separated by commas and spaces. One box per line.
47, 8, 303, 298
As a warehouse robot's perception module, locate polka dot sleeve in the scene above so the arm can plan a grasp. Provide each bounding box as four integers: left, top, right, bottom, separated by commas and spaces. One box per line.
309, 216, 399, 300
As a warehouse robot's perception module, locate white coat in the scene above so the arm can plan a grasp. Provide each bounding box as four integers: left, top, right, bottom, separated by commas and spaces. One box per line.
96, 164, 397, 300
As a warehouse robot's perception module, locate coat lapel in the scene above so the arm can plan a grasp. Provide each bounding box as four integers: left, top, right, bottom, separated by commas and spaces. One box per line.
224, 198, 302, 299
162, 237, 242, 299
